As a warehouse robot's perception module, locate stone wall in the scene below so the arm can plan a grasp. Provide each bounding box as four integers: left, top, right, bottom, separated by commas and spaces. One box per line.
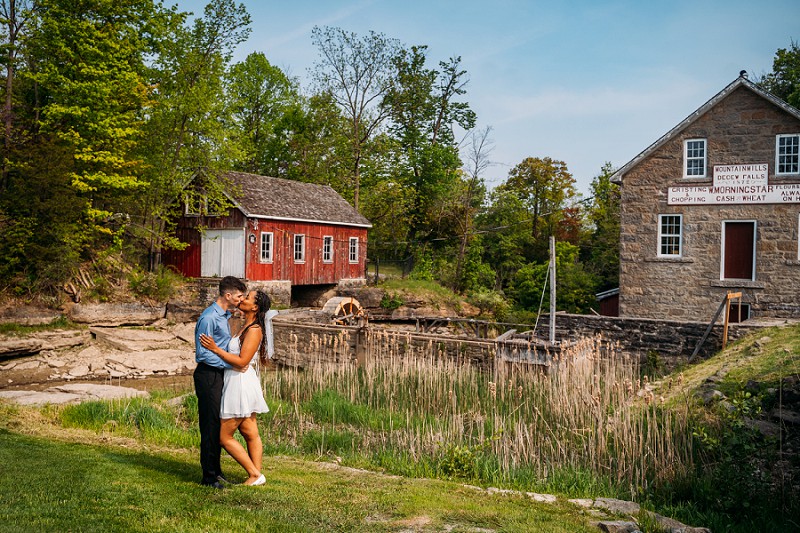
533, 313, 762, 363
619, 85, 800, 321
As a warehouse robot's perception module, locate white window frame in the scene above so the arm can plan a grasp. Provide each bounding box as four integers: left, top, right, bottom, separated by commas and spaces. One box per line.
348, 237, 359, 264
322, 235, 333, 263
720, 220, 757, 281
294, 234, 305, 263
657, 214, 683, 257
683, 138, 707, 178
259, 232, 273, 263
776, 134, 800, 175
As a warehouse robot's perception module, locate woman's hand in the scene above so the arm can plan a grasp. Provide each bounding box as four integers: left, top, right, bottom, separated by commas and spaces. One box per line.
199, 334, 219, 354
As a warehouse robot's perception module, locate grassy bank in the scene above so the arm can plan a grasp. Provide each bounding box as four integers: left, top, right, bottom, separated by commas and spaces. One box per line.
0, 429, 595, 532
3, 324, 798, 531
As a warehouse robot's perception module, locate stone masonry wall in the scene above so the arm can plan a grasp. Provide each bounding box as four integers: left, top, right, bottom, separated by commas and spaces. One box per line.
620, 85, 800, 321
534, 313, 761, 364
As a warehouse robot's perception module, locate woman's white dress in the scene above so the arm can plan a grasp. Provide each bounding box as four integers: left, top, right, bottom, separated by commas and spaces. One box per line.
220, 335, 269, 419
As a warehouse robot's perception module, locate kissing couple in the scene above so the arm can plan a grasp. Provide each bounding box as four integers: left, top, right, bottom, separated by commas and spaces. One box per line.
193, 276, 278, 487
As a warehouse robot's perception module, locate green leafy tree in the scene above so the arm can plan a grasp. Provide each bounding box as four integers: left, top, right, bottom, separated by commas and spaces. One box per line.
225, 51, 301, 176
583, 162, 620, 291
499, 156, 578, 262
133, 0, 251, 268
509, 241, 597, 314
27, 0, 157, 220
758, 40, 800, 108
310, 26, 399, 211
478, 188, 532, 290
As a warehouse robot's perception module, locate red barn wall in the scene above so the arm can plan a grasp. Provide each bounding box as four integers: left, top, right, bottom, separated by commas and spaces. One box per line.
164, 209, 368, 285
244, 219, 368, 285
163, 209, 246, 278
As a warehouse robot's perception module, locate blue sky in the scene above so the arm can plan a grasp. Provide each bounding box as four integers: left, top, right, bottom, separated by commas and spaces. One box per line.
174, 0, 799, 194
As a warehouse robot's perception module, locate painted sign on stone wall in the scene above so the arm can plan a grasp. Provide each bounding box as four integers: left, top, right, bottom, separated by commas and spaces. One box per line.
668, 163, 800, 205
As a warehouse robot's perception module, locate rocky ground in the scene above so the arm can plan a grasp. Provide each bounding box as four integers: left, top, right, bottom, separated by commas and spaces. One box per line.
0, 320, 198, 404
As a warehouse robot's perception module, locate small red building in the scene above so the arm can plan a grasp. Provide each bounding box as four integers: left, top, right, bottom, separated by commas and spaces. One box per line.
164, 172, 371, 291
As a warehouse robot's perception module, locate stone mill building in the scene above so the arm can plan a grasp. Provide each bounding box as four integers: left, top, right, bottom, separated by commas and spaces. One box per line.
611, 72, 800, 322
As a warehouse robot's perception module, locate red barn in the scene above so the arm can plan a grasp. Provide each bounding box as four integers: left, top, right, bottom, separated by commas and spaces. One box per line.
164, 172, 371, 297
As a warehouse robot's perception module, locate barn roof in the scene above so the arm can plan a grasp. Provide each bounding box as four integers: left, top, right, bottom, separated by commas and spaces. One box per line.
223, 171, 372, 228
611, 72, 800, 184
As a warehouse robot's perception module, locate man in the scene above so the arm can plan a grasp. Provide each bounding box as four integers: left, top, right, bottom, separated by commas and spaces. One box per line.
194, 276, 247, 488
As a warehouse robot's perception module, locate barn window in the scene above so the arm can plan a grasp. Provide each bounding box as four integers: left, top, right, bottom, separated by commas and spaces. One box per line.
322, 236, 333, 263
294, 234, 305, 262
658, 215, 682, 257
260, 232, 273, 263
349, 237, 359, 263
776, 134, 799, 175
684, 139, 706, 177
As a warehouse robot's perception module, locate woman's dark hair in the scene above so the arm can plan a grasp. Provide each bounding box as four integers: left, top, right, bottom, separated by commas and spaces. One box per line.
241, 290, 272, 365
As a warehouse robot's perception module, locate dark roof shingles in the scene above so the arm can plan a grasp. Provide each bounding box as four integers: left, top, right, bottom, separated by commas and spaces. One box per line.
224, 172, 371, 227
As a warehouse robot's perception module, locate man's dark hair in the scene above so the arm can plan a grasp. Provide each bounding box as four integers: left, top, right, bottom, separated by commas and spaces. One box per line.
218, 276, 246, 296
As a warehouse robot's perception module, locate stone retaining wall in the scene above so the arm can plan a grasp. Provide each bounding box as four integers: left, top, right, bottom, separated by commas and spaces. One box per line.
532, 313, 763, 363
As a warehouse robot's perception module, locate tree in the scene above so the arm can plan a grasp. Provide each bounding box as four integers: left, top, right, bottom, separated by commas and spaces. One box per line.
27, 0, 158, 219
382, 45, 476, 255
758, 40, 800, 108
225, 51, 300, 176
310, 26, 399, 211
0, 0, 32, 179
500, 157, 578, 261
583, 162, 620, 291
133, 0, 251, 269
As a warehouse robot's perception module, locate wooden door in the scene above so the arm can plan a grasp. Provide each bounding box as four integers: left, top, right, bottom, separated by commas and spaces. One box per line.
201, 229, 245, 278
722, 222, 755, 280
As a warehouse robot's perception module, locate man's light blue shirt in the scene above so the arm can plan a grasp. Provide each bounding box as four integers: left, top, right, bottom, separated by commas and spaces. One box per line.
194, 302, 233, 369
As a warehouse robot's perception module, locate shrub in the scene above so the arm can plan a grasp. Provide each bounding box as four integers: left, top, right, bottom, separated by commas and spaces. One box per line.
128, 265, 184, 301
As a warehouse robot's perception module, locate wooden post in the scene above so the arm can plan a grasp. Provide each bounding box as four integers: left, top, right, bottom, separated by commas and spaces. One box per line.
722, 291, 743, 351
549, 236, 556, 345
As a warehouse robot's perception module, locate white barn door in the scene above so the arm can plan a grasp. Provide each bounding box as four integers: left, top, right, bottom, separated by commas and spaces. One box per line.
201, 229, 245, 278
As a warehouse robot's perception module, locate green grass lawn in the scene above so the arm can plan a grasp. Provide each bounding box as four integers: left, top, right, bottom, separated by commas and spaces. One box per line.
0, 429, 596, 532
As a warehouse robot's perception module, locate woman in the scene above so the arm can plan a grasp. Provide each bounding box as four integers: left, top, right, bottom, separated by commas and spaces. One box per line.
199, 290, 276, 486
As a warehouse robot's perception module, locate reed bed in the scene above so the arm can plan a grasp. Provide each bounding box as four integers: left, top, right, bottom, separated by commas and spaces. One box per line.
261, 330, 694, 497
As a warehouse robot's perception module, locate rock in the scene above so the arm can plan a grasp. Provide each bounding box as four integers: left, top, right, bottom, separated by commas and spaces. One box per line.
338, 287, 386, 309
165, 303, 203, 323
69, 303, 165, 326
568, 498, 594, 508
67, 365, 90, 377
597, 521, 641, 533
0, 390, 82, 405
90, 326, 176, 352
697, 389, 725, 404
50, 383, 148, 401
526, 492, 557, 503
0, 337, 44, 357
594, 497, 641, 516
172, 323, 196, 345
0, 306, 62, 326
771, 408, 800, 425
744, 417, 782, 438
486, 487, 518, 496
15, 360, 41, 370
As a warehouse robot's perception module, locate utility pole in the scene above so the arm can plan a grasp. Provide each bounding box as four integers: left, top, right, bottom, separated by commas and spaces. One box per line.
549, 236, 556, 344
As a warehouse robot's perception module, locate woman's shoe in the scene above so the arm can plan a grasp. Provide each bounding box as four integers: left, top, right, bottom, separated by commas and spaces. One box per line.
251, 474, 266, 486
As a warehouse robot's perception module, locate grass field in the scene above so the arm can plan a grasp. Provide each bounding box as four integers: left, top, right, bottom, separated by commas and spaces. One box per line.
0, 429, 596, 532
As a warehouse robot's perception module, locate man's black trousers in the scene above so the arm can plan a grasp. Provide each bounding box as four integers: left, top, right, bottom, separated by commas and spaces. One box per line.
193, 362, 224, 484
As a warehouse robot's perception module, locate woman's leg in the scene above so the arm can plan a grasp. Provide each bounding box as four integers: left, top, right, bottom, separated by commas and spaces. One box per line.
220, 417, 260, 482
238, 415, 263, 473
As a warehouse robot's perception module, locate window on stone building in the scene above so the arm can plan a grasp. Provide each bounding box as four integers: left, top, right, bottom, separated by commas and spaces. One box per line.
294, 234, 305, 263
684, 139, 706, 177
658, 215, 682, 257
776, 134, 799, 175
